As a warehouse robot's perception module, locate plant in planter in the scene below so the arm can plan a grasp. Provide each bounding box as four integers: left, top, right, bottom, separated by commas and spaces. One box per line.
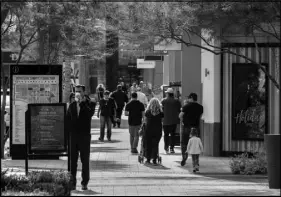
1, 170, 72, 196
229, 152, 267, 175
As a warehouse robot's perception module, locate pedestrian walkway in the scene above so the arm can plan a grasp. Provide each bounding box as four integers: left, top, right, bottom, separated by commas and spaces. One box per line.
2, 115, 280, 196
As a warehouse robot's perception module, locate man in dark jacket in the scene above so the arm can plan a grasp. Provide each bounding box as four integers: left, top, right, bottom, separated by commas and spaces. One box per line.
179, 93, 203, 166
110, 85, 128, 128
161, 88, 182, 154
97, 91, 116, 141
66, 84, 96, 191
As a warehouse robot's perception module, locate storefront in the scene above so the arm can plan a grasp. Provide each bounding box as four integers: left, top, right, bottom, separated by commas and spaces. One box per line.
221, 43, 280, 155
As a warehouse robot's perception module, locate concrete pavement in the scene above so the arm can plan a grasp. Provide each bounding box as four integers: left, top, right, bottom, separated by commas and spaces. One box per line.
2, 115, 280, 196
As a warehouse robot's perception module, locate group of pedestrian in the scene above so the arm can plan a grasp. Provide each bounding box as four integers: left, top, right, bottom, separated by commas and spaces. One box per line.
66, 83, 204, 191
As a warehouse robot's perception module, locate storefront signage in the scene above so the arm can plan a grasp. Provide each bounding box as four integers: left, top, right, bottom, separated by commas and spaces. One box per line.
232, 63, 268, 140
154, 36, 182, 51
28, 104, 66, 153
137, 59, 155, 69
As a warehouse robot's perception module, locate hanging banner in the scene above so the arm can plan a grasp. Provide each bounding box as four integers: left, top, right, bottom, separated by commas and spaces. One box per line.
137, 59, 155, 69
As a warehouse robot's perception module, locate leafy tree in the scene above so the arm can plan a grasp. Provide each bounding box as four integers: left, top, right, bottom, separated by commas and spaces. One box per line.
112, 2, 280, 90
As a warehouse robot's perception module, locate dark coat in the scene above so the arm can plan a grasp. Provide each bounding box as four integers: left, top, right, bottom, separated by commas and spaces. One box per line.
111, 90, 128, 107
66, 96, 96, 135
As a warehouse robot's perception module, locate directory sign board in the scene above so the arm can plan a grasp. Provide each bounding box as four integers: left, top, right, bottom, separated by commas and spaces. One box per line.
10, 64, 62, 159
27, 104, 66, 153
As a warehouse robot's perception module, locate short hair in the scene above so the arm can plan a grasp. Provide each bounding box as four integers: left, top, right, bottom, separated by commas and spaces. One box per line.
131, 92, 138, 98
168, 93, 174, 97
188, 93, 198, 101
75, 84, 85, 92
104, 90, 110, 95
117, 85, 122, 90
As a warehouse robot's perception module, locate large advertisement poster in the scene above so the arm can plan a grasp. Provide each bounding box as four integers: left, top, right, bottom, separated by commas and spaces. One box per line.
12, 75, 59, 144
232, 63, 268, 140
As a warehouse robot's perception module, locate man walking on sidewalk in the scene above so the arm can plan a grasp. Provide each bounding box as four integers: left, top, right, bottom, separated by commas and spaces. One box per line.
161, 88, 182, 154
66, 84, 96, 191
125, 92, 145, 154
97, 91, 116, 141
179, 93, 203, 166
110, 85, 129, 128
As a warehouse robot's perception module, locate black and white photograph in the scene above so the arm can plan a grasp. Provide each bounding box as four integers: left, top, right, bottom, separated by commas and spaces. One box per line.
1, 1, 280, 196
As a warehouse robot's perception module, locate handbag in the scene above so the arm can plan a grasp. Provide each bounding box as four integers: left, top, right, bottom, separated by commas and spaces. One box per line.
139, 123, 146, 136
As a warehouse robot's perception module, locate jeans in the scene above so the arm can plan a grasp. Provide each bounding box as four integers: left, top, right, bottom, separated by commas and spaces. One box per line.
129, 125, 141, 150
192, 154, 200, 169
100, 116, 112, 140
163, 124, 177, 150
70, 134, 91, 187
180, 125, 192, 160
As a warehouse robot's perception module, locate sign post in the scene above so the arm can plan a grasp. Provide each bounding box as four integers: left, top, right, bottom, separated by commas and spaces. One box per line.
10, 64, 62, 159
25, 103, 69, 175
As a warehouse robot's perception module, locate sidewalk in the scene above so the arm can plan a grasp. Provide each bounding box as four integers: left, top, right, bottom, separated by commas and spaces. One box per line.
2, 115, 280, 196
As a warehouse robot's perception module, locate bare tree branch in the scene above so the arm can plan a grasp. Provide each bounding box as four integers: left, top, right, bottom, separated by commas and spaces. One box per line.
1, 13, 15, 36
253, 23, 280, 41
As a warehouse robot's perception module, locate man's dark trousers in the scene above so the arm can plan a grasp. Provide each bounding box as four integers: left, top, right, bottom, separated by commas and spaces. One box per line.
163, 124, 177, 150
70, 133, 91, 187
116, 105, 124, 127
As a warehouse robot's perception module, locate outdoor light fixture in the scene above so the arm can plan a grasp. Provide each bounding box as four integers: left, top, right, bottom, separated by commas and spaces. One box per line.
205, 68, 210, 77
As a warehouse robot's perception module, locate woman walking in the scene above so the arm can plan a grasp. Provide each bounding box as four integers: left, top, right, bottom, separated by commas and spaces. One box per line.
143, 98, 164, 165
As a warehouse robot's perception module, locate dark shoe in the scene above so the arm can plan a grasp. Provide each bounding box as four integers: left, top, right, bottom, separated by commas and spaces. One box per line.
164, 148, 169, 154
131, 149, 138, 154
196, 168, 199, 172
81, 184, 88, 191
98, 138, 104, 142
153, 160, 157, 165
181, 159, 186, 166
107, 138, 111, 142
193, 169, 196, 173
118, 125, 120, 128
170, 149, 175, 154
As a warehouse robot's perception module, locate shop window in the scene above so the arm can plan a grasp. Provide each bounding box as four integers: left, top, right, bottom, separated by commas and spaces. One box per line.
232, 63, 268, 140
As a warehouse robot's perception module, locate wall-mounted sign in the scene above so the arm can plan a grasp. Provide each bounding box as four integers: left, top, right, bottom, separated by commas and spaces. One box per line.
232, 63, 268, 141
154, 36, 182, 51
144, 56, 164, 61
137, 59, 155, 69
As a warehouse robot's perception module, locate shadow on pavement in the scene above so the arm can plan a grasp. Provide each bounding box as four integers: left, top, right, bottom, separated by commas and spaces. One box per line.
90, 147, 128, 152
91, 139, 122, 144
89, 160, 130, 171
143, 163, 171, 170
71, 189, 100, 196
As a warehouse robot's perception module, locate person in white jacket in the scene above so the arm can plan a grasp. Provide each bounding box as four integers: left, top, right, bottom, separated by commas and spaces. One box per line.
186, 128, 204, 173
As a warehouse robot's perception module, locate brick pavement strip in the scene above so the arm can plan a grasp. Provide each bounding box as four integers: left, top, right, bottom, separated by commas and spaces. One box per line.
2, 116, 281, 196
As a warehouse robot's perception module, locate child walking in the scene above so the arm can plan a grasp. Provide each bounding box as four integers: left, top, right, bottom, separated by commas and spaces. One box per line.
186, 128, 203, 173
